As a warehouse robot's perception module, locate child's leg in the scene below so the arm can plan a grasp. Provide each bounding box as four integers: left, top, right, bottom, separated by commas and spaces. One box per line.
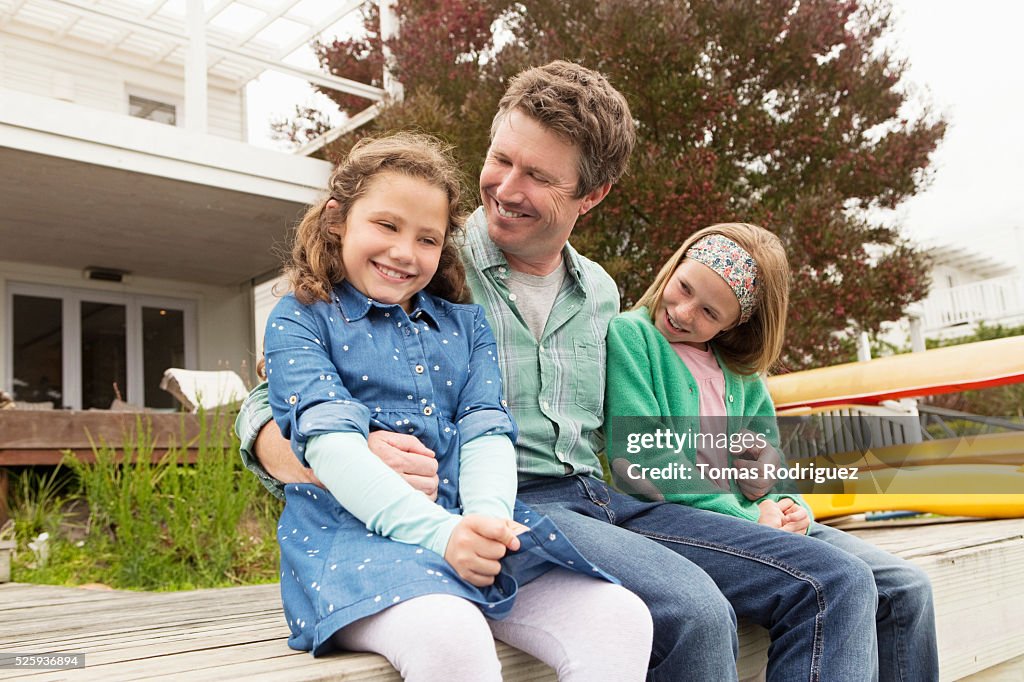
333, 593, 502, 682
489, 569, 653, 681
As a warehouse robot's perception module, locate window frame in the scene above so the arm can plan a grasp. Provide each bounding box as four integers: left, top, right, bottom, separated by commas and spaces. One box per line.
5, 281, 197, 409
126, 85, 184, 128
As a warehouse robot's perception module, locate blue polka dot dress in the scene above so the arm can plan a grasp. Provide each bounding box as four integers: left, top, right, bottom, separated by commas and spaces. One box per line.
265, 281, 617, 656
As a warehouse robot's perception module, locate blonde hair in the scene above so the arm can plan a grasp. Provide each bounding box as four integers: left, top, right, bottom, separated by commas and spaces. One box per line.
286, 132, 470, 307
633, 223, 790, 375
491, 60, 635, 197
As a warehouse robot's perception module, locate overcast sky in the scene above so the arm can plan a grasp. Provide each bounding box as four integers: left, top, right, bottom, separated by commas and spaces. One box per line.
887, 0, 1024, 267
247, 0, 1024, 268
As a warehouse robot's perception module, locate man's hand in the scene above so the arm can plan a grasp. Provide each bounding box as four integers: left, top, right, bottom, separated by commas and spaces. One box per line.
610, 458, 665, 501
367, 431, 439, 501
734, 435, 783, 501
444, 515, 527, 587
254, 419, 324, 487
253, 423, 440, 500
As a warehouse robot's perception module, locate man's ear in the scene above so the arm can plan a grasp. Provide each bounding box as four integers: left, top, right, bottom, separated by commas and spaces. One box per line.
579, 183, 612, 215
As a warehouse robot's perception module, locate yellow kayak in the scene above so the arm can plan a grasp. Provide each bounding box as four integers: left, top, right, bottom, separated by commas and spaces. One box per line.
766, 338, 1024, 518
767, 336, 1024, 411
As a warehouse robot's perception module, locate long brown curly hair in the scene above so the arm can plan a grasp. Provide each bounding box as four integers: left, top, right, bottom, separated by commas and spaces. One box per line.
286, 132, 470, 307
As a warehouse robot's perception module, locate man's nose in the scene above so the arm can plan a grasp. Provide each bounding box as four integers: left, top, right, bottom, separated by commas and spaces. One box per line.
495, 170, 524, 203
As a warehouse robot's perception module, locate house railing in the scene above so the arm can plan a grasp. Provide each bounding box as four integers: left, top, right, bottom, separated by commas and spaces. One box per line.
920, 274, 1024, 332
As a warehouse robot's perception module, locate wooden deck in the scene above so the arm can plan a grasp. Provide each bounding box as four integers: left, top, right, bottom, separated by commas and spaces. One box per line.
1, 518, 1022, 681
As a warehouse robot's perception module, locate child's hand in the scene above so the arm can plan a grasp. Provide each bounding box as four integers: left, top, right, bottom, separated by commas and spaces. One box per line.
444, 515, 525, 587
757, 499, 784, 529
734, 434, 783, 501
777, 497, 811, 534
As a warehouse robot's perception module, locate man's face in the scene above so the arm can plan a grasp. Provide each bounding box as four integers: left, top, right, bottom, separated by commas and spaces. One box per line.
479, 109, 608, 274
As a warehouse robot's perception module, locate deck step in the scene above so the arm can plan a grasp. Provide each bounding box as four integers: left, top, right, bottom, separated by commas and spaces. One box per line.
1, 518, 1022, 681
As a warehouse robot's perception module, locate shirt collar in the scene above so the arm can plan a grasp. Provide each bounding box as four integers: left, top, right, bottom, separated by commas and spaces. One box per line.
333, 280, 442, 328
465, 206, 588, 288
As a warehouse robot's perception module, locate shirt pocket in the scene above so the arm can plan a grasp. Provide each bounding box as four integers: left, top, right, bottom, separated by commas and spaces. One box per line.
573, 338, 605, 417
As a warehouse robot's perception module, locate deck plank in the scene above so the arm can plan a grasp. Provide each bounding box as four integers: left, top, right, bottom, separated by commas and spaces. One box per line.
1, 519, 1023, 681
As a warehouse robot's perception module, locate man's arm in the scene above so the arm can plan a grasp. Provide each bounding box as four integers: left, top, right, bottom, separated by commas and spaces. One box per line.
238, 382, 440, 500
254, 418, 322, 486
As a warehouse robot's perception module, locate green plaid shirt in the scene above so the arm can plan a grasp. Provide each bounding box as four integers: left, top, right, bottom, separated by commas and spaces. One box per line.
236, 206, 620, 494
461, 208, 620, 481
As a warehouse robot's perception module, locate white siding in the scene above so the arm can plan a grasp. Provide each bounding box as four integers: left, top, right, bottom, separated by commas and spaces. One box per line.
0, 33, 244, 140
253, 276, 285, 362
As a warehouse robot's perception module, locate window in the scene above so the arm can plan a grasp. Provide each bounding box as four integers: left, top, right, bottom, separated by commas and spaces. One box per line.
6, 283, 195, 410
11, 295, 63, 407
128, 94, 178, 126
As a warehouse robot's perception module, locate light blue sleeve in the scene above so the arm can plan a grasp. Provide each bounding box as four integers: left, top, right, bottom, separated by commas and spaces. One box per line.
458, 434, 517, 520
306, 432, 461, 556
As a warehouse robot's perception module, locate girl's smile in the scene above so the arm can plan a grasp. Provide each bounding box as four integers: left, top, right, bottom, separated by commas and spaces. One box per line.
372, 261, 416, 281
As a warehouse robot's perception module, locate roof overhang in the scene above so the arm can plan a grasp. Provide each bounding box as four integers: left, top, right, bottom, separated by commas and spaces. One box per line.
0, 89, 332, 286
2, 0, 383, 100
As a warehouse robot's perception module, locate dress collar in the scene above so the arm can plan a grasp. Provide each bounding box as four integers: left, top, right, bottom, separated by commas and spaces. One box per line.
333, 280, 442, 328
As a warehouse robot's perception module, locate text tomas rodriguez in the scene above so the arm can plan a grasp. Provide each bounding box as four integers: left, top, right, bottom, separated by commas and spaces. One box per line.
624, 462, 860, 485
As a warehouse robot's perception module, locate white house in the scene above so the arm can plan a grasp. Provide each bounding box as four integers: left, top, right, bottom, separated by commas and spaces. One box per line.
0, 0, 395, 410
915, 241, 1024, 338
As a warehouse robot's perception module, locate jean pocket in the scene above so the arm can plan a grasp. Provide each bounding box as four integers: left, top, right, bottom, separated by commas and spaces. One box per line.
573, 338, 605, 417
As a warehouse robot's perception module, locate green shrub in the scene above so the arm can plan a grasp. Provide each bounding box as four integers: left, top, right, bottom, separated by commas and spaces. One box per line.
11, 411, 280, 590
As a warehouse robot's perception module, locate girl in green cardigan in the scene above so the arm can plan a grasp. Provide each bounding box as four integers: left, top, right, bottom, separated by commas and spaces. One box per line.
605, 222, 812, 532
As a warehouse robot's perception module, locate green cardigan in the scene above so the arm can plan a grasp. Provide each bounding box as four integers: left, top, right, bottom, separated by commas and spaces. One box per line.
605, 308, 811, 524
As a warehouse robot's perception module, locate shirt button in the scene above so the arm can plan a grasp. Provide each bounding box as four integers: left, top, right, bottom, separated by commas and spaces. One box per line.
508, 293, 517, 302
728, 395, 734, 403
288, 395, 298, 405
423, 406, 433, 416
415, 365, 424, 374
542, 400, 550, 410
501, 400, 508, 407
499, 266, 506, 273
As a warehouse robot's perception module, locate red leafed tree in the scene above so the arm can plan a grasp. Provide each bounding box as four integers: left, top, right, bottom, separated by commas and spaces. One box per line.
276, 0, 945, 370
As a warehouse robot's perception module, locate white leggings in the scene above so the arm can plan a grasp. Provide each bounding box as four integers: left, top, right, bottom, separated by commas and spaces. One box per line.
333, 568, 653, 681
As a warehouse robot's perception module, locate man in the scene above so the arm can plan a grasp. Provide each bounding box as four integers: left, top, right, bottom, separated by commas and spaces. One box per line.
239, 61, 937, 681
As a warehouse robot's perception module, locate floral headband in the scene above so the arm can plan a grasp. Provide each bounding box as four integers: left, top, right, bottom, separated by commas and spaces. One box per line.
685, 234, 758, 323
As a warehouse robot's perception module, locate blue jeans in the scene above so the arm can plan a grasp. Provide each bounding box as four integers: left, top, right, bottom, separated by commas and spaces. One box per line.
518, 476, 938, 682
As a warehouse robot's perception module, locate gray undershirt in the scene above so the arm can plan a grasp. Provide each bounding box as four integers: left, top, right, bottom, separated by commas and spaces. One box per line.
506, 261, 568, 341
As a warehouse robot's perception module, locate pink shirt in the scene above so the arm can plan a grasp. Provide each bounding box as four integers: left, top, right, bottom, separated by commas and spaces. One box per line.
671, 342, 729, 489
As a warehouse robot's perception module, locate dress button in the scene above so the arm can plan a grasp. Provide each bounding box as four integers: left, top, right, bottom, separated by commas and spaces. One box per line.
423, 406, 433, 416
415, 365, 424, 374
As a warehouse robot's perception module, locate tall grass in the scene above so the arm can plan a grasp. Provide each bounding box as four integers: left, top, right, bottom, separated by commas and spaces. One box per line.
10, 411, 280, 590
